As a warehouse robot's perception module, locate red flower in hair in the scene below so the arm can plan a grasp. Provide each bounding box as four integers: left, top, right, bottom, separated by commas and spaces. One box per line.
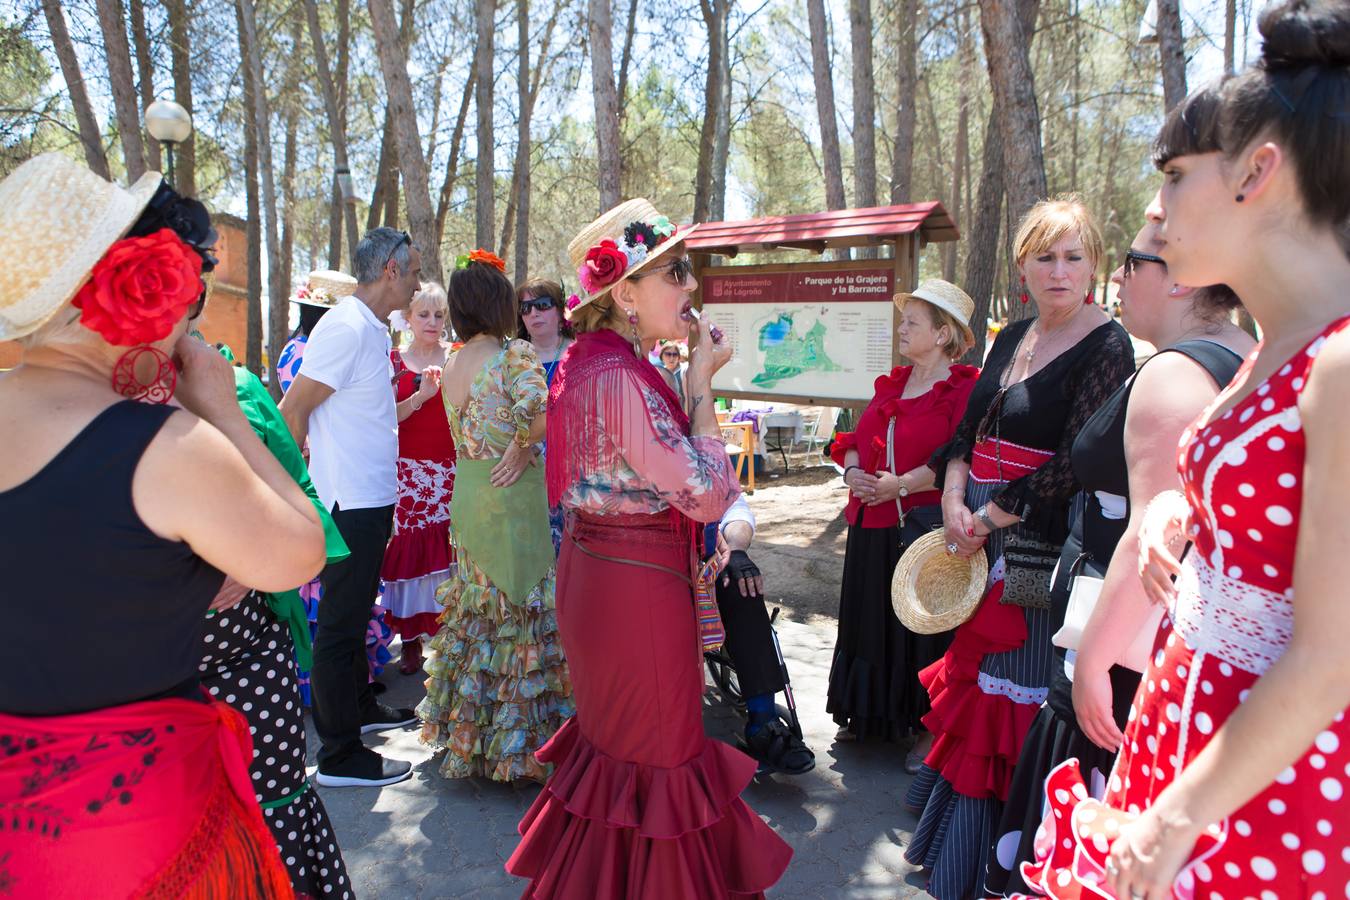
73, 228, 203, 346
582, 239, 628, 291
468, 248, 506, 272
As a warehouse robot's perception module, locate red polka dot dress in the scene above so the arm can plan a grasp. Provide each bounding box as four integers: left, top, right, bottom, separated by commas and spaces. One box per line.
1018, 315, 1350, 899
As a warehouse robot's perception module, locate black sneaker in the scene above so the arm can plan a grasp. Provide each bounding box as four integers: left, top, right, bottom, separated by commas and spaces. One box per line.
741, 720, 816, 776
360, 703, 418, 735
315, 748, 413, 788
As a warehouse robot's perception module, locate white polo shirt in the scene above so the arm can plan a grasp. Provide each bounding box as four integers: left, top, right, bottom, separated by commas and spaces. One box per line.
299, 295, 398, 511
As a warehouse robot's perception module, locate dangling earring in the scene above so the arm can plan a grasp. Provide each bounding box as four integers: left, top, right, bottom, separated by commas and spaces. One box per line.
625, 308, 642, 357
111, 346, 177, 404
1084, 289, 1094, 305
1019, 275, 1029, 305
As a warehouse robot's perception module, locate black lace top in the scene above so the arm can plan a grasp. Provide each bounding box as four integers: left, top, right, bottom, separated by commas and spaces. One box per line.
931, 317, 1135, 543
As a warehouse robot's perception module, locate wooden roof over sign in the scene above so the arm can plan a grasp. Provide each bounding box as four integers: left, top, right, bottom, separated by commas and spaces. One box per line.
684, 201, 959, 258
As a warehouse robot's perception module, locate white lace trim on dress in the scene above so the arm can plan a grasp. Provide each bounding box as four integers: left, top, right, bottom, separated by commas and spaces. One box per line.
1170, 553, 1291, 676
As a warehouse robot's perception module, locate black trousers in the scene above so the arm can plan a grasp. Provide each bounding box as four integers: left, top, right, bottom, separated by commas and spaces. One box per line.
313, 503, 394, 767
715, 578, 786, 699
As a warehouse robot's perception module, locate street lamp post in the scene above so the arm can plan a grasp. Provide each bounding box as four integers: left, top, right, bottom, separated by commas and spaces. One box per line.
144, 99, 193, 187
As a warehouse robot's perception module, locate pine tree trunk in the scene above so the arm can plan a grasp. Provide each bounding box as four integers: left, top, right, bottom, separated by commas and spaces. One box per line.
127, 0, 160, 171
1156, 0, 1188, 111
513, 0, 531, 277
1224, 0, 1237, 74
435, 68, 477, 250
978, 0, 1047, 254
40, 0, 110, 179
95, 0, 147, 182
849, 0, 877, 215
616, 0, 640, 109
589, 0, 623, 210
237, 0, 287, 392
303, 0, 359, 266
235, 0, 263, 375
710, 32, 731, 222
369, 0, 442, 279
891, 0, 917, 204
806, 0, 846, 212
280, 9, 303, 314
472, 0, 497, 249
165, 0, 195, 195
963, 0, 1040, 359
693, 0, 727, 223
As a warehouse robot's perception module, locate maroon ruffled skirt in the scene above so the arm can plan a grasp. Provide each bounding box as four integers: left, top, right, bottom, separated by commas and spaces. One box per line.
507, 512, 792, 898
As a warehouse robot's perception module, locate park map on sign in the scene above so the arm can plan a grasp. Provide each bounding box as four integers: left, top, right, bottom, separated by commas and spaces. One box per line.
702, 266, 895, 401
753, 313, 842, 388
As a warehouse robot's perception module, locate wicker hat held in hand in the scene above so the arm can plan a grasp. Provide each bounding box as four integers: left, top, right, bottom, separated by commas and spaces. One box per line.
893, 278, 977, 349
891, 530, 988, 634
564, 198, 698, 318
0, 153, 163, 342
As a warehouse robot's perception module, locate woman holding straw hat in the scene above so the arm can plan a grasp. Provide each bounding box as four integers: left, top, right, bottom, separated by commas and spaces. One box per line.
417, 249, 573, 783
0, 154, 325, 896
901, 196, 1135, 899
826, 279, 979, 768
982, 220, 1250, 896
507, 200, 792, 897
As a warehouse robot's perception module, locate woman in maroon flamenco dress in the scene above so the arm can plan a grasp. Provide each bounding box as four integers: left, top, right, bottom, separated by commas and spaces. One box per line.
506, 199, 792, 898
1018, 6, 1350, 897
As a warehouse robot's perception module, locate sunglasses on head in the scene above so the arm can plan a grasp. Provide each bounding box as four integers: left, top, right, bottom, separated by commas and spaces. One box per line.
634, 255, 693, 287
1122, 248, 1166, 278
519, 296, 557, 315
384, 231, 411, 270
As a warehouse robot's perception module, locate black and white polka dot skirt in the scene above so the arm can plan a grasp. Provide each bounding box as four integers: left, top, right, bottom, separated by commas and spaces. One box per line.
200, 593, 353, 898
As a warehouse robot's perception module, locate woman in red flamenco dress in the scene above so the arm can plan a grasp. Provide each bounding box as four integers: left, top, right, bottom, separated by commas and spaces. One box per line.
507, 199, 791, 898
1018, 14, 1350, 897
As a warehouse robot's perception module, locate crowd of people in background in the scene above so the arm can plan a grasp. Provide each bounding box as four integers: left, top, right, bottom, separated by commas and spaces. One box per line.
2, 1, 1348, 896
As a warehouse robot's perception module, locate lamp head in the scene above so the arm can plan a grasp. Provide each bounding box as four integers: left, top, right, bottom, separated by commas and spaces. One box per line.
144, 100, 193, 144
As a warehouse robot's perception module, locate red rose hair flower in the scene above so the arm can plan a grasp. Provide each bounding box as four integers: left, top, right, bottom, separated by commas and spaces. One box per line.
72, 228, 203, 346
580, 238, 628, 293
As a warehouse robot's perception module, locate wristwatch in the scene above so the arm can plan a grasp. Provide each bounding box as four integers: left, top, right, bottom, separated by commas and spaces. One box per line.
975, 504, 999, 533
897, 480, 909, 498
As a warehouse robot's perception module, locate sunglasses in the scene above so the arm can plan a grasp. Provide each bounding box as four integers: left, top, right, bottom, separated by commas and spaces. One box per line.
519, 296, 557, 315
384, 231, 412, 271
661, 349, 681, 358
634, 255, 694, 287
1122, 249, 1166, 278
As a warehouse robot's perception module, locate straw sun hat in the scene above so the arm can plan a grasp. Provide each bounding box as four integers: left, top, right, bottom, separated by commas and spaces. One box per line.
0, 153, 163, 342
565, 198, 698, 316
891, 529, 988, 635
294, 270, 357, 307
893, 278, 977, 348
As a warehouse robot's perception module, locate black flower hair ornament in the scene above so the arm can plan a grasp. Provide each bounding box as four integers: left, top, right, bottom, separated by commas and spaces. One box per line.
623, 220, 663, 251
127, 181, 219, 273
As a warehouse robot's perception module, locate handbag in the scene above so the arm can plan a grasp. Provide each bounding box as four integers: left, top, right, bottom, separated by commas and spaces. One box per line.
1000, 531, 1058, 609
1051, 551, 1164, 673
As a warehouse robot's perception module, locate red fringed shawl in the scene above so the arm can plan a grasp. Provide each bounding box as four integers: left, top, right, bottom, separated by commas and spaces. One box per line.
545, 328, 691, 509
0, 697, 293, 899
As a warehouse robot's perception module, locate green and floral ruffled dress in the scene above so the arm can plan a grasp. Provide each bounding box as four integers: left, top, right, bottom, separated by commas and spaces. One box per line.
417, 340, 573, 782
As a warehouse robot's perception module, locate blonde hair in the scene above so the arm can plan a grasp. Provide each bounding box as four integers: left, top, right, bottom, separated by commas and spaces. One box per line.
1013, 194, 1104, 271
408, 281, 448, 316
568, 294, 627, 334
900, 297, 972, 360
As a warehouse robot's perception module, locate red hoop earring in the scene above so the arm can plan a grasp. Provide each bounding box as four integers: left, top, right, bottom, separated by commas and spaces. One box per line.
1019, 275, 1029, 305
111, 346, 177, 404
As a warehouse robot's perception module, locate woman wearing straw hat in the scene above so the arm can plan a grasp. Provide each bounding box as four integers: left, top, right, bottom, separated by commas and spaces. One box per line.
416, 249, 574, 783
0, 154, 325, 896
826, 280, 979, 767
983, 221, 1251, 896
507, 199, 792, 897
901, 196, 1136, 899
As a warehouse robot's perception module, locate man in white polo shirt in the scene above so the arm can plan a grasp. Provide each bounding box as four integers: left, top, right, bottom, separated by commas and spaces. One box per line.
280, 227, 422, 787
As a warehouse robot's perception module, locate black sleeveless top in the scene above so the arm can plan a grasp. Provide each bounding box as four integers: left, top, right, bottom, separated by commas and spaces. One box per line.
0, 401, 224, 716
1045, 340, 1243, 724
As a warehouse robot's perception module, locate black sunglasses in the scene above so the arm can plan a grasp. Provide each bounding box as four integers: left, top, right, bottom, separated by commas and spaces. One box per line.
519, 296, 557, 315
384, 231, 412, 271
634, 255, 693, 286
661, 349, 681, 357
1123, 248, 1166, 278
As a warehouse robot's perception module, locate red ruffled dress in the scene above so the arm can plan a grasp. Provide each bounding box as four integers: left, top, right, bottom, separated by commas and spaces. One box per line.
380, 349, 457, 642
1020, 316, 1350, 898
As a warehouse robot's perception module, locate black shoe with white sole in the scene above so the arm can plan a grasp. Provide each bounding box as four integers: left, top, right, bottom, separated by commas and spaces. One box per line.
359, 703, 418, 735
315, 748, 413, 788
